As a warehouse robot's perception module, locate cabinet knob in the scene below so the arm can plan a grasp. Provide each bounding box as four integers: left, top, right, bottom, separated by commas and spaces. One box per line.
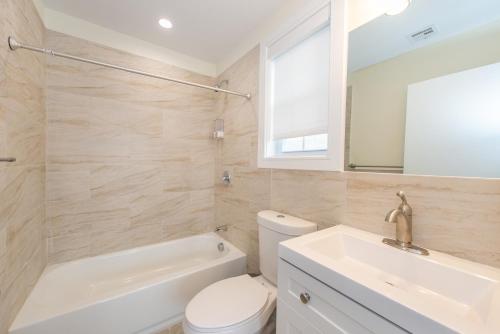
300, 292, 311, 304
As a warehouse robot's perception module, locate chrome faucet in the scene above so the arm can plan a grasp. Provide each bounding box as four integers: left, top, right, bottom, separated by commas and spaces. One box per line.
383, 191, 429, 256
215, 225, 228, 233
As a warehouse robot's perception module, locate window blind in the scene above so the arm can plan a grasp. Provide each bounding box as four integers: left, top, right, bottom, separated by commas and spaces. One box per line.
271, 25, 330, 140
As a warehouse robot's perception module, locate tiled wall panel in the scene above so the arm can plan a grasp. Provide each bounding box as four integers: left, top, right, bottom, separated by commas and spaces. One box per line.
0, 0, 46, 332
45, 31, 217, 263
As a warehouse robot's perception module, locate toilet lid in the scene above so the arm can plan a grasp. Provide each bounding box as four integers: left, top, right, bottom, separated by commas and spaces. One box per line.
185, 275, 269, 330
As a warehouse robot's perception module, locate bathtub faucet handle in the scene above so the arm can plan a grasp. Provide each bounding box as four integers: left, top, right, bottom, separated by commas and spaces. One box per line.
215, 225, 228, 233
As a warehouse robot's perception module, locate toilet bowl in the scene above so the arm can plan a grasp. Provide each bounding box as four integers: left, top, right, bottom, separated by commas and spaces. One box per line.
183, 275, 276, 334
183, 211, 317, 334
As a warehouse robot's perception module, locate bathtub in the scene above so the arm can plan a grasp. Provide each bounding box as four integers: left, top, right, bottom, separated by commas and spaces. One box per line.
9, 233, 246, 334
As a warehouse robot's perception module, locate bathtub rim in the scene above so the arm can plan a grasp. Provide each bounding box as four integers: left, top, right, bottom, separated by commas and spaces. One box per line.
10, 232, 246, 332
47, 232, 243, 271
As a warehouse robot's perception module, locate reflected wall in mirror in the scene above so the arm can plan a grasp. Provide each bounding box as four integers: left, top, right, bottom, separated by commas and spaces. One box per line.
345, 0, 500, 178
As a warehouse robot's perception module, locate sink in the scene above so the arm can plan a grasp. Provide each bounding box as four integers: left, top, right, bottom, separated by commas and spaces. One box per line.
279, 225, 500, 334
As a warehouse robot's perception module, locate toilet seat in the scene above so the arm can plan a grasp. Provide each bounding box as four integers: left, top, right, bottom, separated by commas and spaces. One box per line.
184, 275, 277, 334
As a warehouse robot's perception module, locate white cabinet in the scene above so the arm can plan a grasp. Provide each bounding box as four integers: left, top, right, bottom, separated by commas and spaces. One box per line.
277, 260, 408, 334
277, 300, 322, 334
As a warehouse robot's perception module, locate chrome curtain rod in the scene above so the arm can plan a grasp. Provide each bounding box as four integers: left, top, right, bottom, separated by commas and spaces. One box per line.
8, 37, 251, 100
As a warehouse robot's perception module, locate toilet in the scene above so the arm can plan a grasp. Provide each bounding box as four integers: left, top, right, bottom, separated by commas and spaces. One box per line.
183, 210, 317, 334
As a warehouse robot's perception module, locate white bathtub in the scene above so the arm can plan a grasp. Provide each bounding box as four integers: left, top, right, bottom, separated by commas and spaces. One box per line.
9, 233, 246, 334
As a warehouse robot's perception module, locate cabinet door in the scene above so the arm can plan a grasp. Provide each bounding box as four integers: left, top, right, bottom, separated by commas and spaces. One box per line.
278, 260, 409, 334
277, 299, 322, 334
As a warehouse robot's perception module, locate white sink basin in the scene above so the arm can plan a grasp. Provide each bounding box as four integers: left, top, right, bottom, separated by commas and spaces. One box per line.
279, 225, 500, 334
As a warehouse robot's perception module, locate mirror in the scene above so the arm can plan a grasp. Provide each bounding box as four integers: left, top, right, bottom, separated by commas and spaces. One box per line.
345, 0, 500, 178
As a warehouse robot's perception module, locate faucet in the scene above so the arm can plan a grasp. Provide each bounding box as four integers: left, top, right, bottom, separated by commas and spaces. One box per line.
383, 191, 429, 256
215, 225, 228, 233
385, 191, 413, 245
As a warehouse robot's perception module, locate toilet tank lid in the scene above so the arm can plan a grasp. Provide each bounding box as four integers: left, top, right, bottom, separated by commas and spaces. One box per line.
257, 210, 317, 236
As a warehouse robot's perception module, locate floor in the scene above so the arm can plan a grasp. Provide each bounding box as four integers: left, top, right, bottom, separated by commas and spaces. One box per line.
160, 311, 277, 334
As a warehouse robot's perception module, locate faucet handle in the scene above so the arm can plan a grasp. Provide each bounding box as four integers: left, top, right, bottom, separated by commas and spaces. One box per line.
396, 191, 407, 204
396, 191, 412, 216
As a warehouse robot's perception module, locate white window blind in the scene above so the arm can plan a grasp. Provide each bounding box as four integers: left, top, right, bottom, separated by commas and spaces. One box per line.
271, 25, 330, 140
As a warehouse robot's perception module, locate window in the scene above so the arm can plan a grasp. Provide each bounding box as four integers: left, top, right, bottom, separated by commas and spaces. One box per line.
272, 25, 330, 155
258, 0, 347, 171
277, 134, 328, 154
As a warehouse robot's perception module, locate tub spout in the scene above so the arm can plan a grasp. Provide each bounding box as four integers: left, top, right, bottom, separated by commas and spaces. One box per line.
215, 225, 228, 233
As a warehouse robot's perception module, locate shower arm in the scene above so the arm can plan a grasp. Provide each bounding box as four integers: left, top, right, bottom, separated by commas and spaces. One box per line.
8, 37, 251, 100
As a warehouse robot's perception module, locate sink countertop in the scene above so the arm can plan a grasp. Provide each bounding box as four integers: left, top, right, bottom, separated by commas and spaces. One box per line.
279, 225, 500, 334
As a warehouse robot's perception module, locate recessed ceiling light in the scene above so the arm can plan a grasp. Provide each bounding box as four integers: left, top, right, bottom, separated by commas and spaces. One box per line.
385, 0, 411, 16
159, 18, 173, 29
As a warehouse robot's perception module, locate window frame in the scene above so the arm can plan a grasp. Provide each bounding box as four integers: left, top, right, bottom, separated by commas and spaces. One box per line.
258, 0, 348, 171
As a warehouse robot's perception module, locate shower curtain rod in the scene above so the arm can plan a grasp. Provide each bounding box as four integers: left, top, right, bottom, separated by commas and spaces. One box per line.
8, 37, 251, 100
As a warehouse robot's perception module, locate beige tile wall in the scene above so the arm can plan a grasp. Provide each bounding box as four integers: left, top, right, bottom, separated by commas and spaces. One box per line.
214, 47, 269, 274
214, 46, 500, 272
45, 31, 218, 263
0, 0, 46, 332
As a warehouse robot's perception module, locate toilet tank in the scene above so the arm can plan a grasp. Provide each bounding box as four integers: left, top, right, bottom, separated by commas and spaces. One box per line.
257, 211, 317, 285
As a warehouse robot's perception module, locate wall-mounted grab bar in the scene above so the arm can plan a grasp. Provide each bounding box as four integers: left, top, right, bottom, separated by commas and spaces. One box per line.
8, 36, 251, 100
0, 157, 16, 162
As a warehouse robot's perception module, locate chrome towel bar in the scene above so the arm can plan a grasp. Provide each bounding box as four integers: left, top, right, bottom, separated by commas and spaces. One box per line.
348, 163, 403, 170
0, 157, 16, 162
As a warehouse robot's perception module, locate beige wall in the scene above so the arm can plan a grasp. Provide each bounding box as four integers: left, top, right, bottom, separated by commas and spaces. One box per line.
0, 0, 46, 332
348, 20, 500, 166
45, 31, 217, 263
214, 47, 267, 273
215, 45, 500, 273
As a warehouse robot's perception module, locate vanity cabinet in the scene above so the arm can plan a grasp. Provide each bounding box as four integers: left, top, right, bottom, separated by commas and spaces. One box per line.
276, 260, 408, 334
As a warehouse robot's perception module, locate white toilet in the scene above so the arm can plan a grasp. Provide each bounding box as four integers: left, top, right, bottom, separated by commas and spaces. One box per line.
183, 210, 317, 334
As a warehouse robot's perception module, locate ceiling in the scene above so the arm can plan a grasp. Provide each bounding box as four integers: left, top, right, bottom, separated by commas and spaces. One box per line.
40, 0, 286, 63
348, 0, 500, 72
40, 0, 500, 74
